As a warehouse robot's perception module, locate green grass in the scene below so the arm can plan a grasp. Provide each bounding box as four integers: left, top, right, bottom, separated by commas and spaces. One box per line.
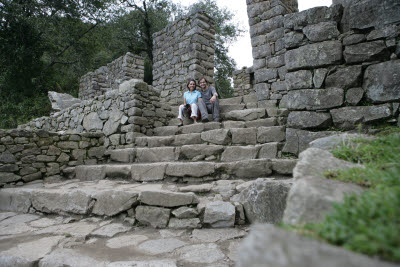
286, 129, 400, 262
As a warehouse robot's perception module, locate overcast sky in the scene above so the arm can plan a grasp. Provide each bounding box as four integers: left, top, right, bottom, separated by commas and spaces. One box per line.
173, 0, 332, 68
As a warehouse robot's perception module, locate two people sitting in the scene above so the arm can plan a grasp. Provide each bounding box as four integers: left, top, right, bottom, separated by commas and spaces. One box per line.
177, 77, 220, 127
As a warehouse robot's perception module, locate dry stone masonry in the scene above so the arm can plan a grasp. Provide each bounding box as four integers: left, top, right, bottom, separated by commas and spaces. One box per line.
247, 0, 400, 156
0, 129, 105, 186
19, 80, 171, 148
152, 11, 215, 104
79, 52, 145, 100
232, 67, 255, 97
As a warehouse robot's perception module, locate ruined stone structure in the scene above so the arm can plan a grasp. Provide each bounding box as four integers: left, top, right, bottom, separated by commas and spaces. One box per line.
1, 3, 400, 266
246, 0, 400, 155
152, 11, 215, 104
79, 52, 145, 100
232, 67, 254, 97
19, 80, 171, 148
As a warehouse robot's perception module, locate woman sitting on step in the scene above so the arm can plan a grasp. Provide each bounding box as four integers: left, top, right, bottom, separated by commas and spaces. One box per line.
177, 79, 202, 127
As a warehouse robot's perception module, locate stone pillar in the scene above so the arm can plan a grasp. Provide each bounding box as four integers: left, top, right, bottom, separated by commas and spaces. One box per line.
79, 52, 145, 100
246, 0, 298, 103
233, 67, 254, 97
152, 11, 215, 105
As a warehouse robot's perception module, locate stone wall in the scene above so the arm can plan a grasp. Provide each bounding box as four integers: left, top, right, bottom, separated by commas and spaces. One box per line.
19, 80, 171, 148
152, 11, 215, 104
232, 67, 255, 97
0, 129, 105, 186
247, 0, 400, 155
79, 53, 145, 100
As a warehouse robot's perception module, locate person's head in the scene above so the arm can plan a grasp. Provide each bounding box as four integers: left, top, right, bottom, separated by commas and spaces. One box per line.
199, 77, 209, 90
187, 79, 197, 92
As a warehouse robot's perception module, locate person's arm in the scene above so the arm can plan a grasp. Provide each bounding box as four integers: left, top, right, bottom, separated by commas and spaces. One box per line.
210, 87, 218, 103
183, 95, 187, 106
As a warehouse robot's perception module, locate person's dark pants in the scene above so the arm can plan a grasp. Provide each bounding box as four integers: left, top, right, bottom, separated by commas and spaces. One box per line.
198, 98, 220, 122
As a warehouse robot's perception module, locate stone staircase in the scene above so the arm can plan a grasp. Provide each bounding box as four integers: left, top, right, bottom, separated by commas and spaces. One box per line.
0, 93, 297, 266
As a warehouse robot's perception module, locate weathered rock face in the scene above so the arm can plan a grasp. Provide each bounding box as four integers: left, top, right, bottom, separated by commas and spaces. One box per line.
364, 60, 400, 103
325, 65, 362, 89
135, 206, 170, 228
237, 224, 396, 267
347, 0, 400, 30
48, 92, 81, 113
203, 201, 235, 227
344, 40, 389, 64
233, 178, 293, 224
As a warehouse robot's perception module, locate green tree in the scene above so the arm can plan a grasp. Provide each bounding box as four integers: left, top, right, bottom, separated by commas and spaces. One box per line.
0, 0, 114, 128
185, 0, 242, 98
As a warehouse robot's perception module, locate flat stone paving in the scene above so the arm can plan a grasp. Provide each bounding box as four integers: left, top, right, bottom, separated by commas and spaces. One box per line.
0, 211, 248, 266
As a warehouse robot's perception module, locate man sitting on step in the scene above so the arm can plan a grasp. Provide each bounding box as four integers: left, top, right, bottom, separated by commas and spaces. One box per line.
197, 77, 220, 122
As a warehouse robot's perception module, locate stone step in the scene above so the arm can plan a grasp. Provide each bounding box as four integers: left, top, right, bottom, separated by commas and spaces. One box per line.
220, 104, 246, 113
134, 126, 285, 148
0, 177, 293, 229
222, 108, 267, 121
72, 159, 297, 183
0, 210, 247, 267
153, 118, 278, 136
107, 143, 284, 164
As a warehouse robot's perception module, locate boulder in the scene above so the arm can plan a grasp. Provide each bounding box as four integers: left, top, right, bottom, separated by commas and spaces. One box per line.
203, 201, 235, 227
237, 224, 396, 267
293, 147, 364, 180
48, 91, 81, 112
283, 176, 364, 224
364, 60, 400, 103
287, 111, 332, 130
330, 104, 392, 130
234, 178, 292, 224
309, 133, 375, 151
82, 112, 103, 131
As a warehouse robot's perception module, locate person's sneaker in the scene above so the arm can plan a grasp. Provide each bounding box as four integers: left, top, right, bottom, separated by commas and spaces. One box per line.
178, 123, 183, 127
202, 118, 209, 123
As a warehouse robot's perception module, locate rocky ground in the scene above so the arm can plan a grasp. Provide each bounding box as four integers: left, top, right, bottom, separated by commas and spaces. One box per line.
0, 211, 247, 266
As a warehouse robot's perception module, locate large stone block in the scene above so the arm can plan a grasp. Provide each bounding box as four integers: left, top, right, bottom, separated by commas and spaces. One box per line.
283, 176, 363, 224
231, 128, 257, 145
131, 163, 166, 181
179, 144, 224, 160
364, 60, 400, 103
139, 191, 198, 207
203, 201, 235, 228
200, 129, 231, 145
285, 88, 344, 111
330, 104, 392, 130
285, 70, 313, 90
135, 206, 170, 228
347, 0, 400, 30
325, 65, 362, 89
284, 6, 343, 29
221, 146, 260, 162
285, 41, 342, 71
257, 126, 286, 143
217, 159, 272, 178
303, 21, 340, 42
234, 178, 292, 224
344, 40, 388, 64
92, 190, 138, 216
283, 128, 339, 155
237, 224, 395, 267
135, 147, 176, 162
82, 112, 103, 131
287, 111, 332, 129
